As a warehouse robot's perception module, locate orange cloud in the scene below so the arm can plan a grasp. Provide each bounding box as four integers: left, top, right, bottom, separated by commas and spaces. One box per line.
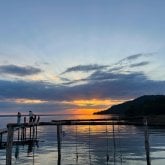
71, 99, 121, 107
14, 99, 47, 104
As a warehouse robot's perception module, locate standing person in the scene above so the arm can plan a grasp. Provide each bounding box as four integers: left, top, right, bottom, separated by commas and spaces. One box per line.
29, 110, 34, 123
17, 112, 21, 125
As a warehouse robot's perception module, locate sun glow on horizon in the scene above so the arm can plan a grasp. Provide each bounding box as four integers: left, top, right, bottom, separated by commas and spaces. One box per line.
67, 108, 98, 115
64, 98, 126, 115
71, 99, 122, 106
6, 98, 126, 115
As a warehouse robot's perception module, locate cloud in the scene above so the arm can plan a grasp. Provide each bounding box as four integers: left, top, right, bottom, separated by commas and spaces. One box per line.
0, 64, 42, 76
60, 53, 153, 86
61, 64, 108, 74
0, 70, 164, 102
108, 66, 124, 72
113, 53, 152, 67
68, 72, 165, 100
0, 53, 163, 113
100, 53, 152, 75
130, 61, 150, 68
120, 53, 152, 62
124, 53, 144, 61
61, 53, 152, 78
87, 70, 146, 82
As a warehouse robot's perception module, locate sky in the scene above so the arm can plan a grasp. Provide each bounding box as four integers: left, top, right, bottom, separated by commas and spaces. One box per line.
0, 0, 165, 115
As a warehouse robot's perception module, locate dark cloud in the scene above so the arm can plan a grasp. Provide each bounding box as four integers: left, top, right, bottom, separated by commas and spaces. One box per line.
0, 99, 80, 114
130, 61, 150, 68
124, 53, 144, 61
108, 66, 124, 72
0, 70, 164, 102
61, 53, 152, 76
87, 71, 146, 82
61, 64, 108, 74
0, 80, 66, 101
97, 53, 151, 75
59, 77, 71, 82
0, 64, 42, 76
68, 72, 165, 100
114, 53, 152, 66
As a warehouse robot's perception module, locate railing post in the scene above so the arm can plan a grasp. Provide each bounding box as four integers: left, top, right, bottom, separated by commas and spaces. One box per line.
6, 125, 14, 165
57, 124, 62, 165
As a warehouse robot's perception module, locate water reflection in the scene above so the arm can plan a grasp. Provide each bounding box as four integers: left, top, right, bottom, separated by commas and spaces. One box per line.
27, 140, 39, 156
1, 115, 165, 165
15, 145, 19, 159
14, 125, 165, 164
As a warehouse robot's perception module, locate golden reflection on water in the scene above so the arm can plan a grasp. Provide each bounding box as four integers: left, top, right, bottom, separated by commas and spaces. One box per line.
63, 114, 117, 134
65, 124, 114, 135
37, 114, 116, 135
65, 114, 110, 120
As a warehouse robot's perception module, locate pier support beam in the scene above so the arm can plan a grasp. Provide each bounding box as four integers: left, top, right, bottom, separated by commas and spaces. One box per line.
0, 133, 2, 147
144, 119, 151, 165
57, 124, 62, 165
6, 125, 14, 165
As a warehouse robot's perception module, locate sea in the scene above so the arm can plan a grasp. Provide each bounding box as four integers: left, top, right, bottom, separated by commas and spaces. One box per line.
1, 114, 165, 165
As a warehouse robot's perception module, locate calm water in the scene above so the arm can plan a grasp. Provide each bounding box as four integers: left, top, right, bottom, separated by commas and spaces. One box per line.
1, 114, 165, 165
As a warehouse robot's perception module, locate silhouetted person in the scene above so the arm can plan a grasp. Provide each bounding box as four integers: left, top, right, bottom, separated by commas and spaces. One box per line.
24, 116, 26, 123
33, 115, 37, 122
37, 115, 40, 123
29, 110, 34, 123
17, 112, 21, 125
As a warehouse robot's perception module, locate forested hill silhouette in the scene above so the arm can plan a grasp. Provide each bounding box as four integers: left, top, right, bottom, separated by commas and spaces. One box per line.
94, 95, 165, 116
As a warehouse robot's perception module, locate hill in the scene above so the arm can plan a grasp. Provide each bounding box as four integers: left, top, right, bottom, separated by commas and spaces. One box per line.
94, 95, 165, 116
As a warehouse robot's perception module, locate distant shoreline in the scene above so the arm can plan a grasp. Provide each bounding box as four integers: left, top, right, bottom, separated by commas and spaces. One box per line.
93, 114, 165, 126
0, 113, 96, 117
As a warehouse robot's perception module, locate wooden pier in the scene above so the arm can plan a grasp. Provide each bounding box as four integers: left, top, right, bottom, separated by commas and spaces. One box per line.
2, 118, 151, 165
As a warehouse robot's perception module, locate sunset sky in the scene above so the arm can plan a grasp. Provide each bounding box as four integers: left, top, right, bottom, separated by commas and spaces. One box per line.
0, 0, 165, 114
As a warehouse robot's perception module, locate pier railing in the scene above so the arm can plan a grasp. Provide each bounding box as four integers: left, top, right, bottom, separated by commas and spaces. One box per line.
5, 118, 151, 165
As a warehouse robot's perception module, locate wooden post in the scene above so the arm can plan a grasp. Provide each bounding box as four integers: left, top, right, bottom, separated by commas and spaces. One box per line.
57, 124, 62, 165
32, 125, 35, 138
17, 128, 20, 141
30, 126, 32, 139
0, 133, 2, 146
35, 116, 40, 139
21, 126, 25, 141
20, 128, 22, 140
6, 125, 14, 165
24, 127, 26, 140
144, 118, 151, 165
35, 125, 37, 139
112, 122, 116, 165
23, 127, 25, 140
0, 133, 2, 141
24, 117, 26, 140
